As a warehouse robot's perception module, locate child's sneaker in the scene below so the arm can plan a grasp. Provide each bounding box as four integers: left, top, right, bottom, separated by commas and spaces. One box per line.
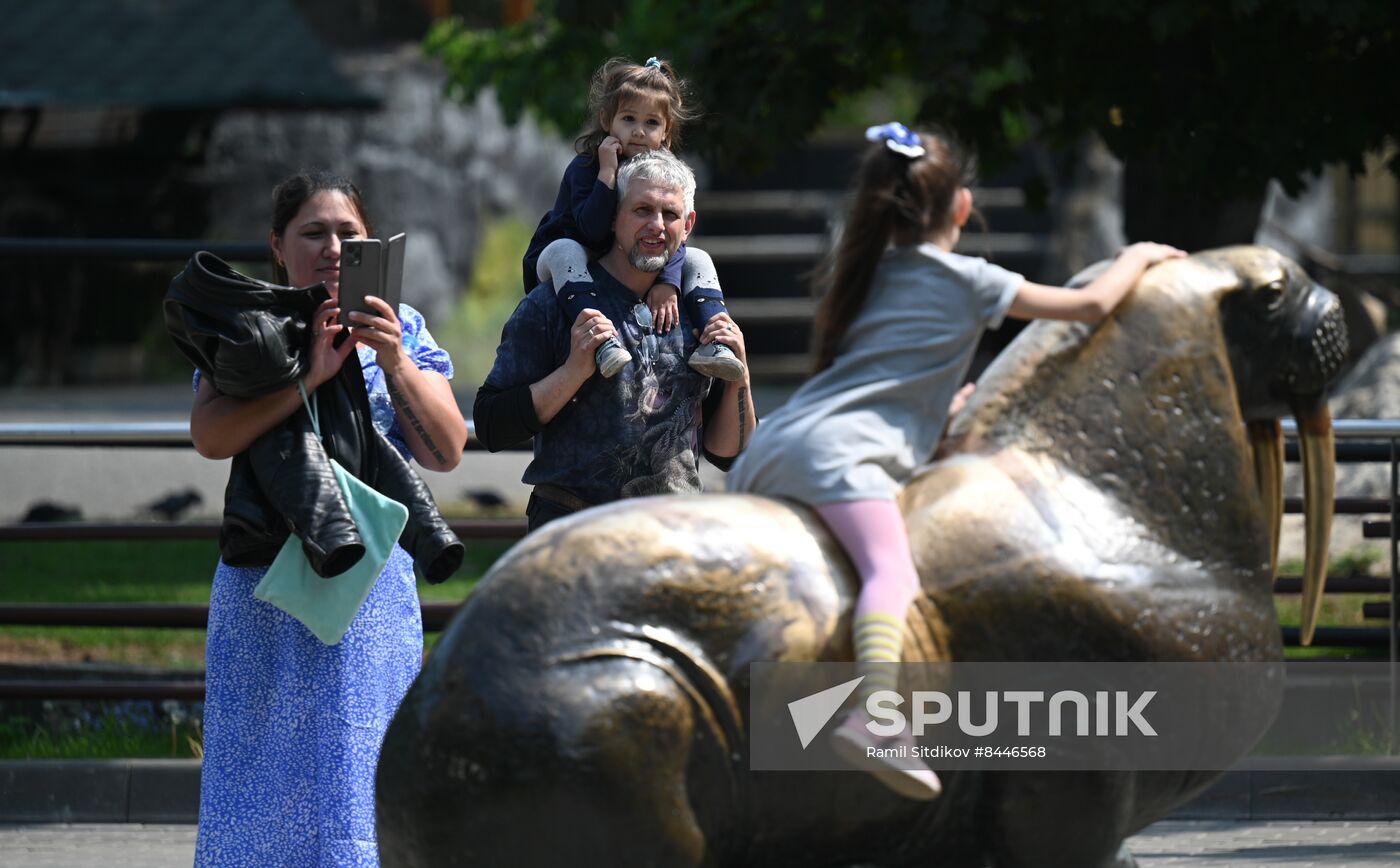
595, 337, 631, 378
688, 342, 746, 381
829, 712, 942, 801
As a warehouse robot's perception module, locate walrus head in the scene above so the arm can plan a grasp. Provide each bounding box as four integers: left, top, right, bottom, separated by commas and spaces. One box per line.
946, 245, 1345, 646
1209, 247, 1347, 644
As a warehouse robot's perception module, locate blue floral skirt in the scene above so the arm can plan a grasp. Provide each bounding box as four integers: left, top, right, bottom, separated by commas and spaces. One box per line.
194, 546, 422, 867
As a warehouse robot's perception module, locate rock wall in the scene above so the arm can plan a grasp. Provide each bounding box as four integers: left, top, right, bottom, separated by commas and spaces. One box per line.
1326, 333, 1400, 497
1271, 335, 1400, 509
1277, 334, 1400, 569
195, 44, 573, 321
1051, 136, 1127, 279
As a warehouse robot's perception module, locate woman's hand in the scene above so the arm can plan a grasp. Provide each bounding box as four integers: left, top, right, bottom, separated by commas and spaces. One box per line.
348, 296, 410, 376
305, 297, 355, 388
698, 313, 747, 364
191, 296, 352, 460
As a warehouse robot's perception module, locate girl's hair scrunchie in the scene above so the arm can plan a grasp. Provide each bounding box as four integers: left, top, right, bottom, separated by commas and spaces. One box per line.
865, 122, 926, 158
645, 56, 663, 69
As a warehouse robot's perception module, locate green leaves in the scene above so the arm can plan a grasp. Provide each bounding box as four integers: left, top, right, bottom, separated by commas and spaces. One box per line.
970, 53, 1029, 107
425, 1, 1399, 195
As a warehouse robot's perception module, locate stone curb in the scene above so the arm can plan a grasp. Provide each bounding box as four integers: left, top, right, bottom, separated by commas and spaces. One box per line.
0, 759, 200, 823
2, 757, 1398, 824
1175, 756, 1400, 821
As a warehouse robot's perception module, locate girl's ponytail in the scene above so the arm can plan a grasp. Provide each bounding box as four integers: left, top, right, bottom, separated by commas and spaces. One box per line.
811, 128, 974, 372
811, 195, 899, 372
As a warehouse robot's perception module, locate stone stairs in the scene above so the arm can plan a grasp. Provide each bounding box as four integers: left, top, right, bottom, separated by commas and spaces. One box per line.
691, 137, 1058, 384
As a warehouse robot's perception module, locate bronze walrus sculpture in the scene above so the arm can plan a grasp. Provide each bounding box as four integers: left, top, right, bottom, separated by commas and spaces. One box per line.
377, 246, 1346, 867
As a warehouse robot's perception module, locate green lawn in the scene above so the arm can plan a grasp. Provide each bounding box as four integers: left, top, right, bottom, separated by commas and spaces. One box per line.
0, 537, 510, 758
0, 706, 206, 760
1275, 551, 1390, 660
0, 538, 508, 668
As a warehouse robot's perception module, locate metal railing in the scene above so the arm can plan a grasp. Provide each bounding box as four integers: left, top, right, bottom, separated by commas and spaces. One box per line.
1279, 420, 1400, 663
0, 417, 526, 700
0, 238, 269, 262
3, 419, 1400, 703
1283, 419, 1400, 753
0, 519, 524, 543
0, 420, 502, 450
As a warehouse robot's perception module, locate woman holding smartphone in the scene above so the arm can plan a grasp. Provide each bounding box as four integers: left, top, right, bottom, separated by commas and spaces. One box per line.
189, 171, 466, 867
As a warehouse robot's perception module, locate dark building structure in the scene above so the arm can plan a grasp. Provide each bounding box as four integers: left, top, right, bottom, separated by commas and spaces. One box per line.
0, 0, 388, 384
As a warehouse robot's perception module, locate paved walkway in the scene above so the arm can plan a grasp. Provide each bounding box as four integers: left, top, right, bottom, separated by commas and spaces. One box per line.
3, 820, 1400, 866
1132, 820, 1400, 866
0, 823, 194, 868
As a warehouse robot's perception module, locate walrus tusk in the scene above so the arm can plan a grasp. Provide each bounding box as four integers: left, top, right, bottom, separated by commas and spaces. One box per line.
1293, 398, 1335, 646
1247, 420, 1284, 579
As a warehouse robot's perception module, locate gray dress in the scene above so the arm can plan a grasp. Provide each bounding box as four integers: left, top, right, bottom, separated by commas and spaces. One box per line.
726, 243, 1021, 505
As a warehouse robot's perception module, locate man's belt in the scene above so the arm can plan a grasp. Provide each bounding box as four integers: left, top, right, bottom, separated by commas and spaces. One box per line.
532, 484, 594, 514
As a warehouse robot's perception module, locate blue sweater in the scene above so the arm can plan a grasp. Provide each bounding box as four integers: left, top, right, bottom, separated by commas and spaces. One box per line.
522, 153, 684, 293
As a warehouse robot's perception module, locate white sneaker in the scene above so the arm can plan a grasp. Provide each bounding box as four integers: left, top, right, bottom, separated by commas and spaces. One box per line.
595, 338, 631, 378
688, 342, 746, 381
829, 712, 942, 801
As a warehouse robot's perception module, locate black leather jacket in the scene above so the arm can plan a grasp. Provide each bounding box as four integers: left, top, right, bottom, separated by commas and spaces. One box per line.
165, 252, 463, 583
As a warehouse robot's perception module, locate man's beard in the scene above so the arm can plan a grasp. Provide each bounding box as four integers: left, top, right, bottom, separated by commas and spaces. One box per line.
627, 242, 671, 273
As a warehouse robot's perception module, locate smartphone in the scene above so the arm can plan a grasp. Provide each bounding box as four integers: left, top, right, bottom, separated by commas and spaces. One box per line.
339, 233, 405, 326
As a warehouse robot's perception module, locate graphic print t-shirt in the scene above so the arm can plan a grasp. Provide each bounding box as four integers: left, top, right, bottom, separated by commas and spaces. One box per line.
484, 264, 712, 504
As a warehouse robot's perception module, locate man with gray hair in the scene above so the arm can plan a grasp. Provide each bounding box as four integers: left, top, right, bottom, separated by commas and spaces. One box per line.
475, 149, 757, 531
530, 149, 745, 381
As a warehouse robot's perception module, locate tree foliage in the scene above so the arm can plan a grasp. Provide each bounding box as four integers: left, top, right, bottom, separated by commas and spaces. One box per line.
427, 1, 1399, 195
